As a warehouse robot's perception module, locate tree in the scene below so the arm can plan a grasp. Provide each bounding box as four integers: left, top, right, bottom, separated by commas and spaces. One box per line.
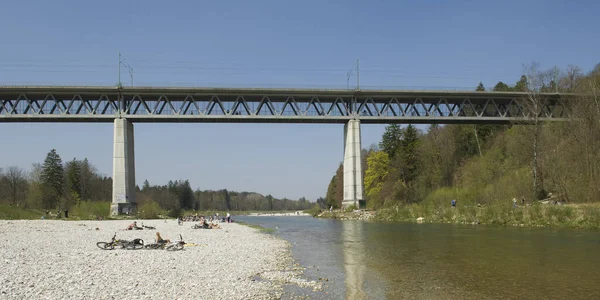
379, 124, 403, 159
520, 62, 552, 199
401, 125, 420, 184
40, 149, 64, 209
493, 81, 511, 91
142, 180, 150, 191
364, 151, 390, 208
79, 158, 95, 201
65, 158, 82, 207
476, 82, 485, 91
515, 75, 528, 92
5, 166, 27, 206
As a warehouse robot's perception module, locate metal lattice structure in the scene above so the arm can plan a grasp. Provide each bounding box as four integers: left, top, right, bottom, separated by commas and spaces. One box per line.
0, 86, 570, 124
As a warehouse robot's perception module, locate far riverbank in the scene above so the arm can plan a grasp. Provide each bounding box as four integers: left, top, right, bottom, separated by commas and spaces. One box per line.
315, 202, 600, 230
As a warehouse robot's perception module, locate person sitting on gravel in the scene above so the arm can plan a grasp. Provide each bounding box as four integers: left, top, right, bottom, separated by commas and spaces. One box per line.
156, 232, 170, 244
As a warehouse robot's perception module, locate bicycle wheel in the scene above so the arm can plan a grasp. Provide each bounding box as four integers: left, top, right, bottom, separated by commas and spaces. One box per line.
96, 242, 114, 250
166, 243, 184, 251
127, 239, 144, 250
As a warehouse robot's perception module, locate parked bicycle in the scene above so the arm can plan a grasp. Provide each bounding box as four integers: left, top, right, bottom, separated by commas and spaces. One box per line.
144, 234, 185, 251
142, 223, 156, 230
96, 233, 144, 250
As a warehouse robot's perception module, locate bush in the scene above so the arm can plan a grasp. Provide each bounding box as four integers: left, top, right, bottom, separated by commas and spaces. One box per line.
70, 201, 110, 220
0, 204, 42, 219
345, 204, 358, 212
304, 204, 322, 217
137, 200, 164, 219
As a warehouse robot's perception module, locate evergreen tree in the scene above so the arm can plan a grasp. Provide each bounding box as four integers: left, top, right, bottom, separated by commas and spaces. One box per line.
65, 158, 82, 207
476, 82, 485, 91
142, 180, 150, 191
40, 149, 64, 209
401, 125, 420, 184
79, 158, 93, 201
379, 124, 404, 159
493, 81, 511, 91
515, 75, 528, 92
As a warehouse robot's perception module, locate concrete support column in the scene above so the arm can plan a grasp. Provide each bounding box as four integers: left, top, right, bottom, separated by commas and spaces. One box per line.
343, 119, 364, 208
110, 118, 136, 215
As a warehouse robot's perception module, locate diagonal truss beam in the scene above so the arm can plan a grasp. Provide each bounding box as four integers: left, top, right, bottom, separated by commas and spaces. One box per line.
0, 87, 571, 123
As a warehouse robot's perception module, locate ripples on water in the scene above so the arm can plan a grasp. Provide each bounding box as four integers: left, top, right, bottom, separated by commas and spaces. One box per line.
237, 216, 600, 300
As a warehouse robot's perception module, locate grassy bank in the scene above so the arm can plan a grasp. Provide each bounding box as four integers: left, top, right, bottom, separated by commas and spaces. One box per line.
317, 202, 600, 230
0, 201, 111, 220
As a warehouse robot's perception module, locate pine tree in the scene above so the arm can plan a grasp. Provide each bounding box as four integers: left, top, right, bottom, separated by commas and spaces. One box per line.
79, 158, 93, 201
476, 82, 485, 91
142, 180, 150, 191
40, 149, 64, 209
379, 124, 404, 159
65, 158, 82, 207
493, 81, 511, 91
401, 125, 420, 183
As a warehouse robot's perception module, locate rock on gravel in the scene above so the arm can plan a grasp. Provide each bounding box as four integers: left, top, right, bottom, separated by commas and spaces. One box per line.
0, 219, 317, 299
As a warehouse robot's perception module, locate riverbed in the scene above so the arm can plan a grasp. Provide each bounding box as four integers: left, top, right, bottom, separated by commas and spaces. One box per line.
0, 219, 319, 299
238, 215, 600, 299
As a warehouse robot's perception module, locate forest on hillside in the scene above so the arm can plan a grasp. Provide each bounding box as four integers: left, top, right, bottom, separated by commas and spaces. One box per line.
0, 149, 312, 217
324, 63, 600, 210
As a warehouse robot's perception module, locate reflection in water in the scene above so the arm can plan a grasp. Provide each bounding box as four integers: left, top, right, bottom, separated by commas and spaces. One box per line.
237, 216, 600, 300
341, 220, 367, 299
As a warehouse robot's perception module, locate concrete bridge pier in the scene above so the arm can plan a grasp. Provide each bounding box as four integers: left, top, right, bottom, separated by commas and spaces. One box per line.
110, 118, 136, 215
343, 119, 364, 209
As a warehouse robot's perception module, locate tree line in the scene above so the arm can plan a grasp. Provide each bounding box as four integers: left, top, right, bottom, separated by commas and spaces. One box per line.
323, 62, 600, 209
138, 179, 312, 216
0, 149, 313, 214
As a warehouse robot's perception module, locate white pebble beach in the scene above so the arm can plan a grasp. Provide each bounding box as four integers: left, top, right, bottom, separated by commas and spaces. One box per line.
0, 219, 319, 299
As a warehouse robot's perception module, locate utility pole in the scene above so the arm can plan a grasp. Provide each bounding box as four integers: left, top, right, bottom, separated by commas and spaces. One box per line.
356, 58, 360, 90
118, 52, 122, 88
346, 69, 353, 89
118, 52, 134, 87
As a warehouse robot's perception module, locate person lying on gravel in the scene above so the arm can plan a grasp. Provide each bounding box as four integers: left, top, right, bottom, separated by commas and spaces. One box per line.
126, 221, 143, 230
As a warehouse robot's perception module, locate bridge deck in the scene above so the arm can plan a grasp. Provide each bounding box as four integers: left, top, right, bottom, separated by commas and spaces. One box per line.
0, 86, 570, 124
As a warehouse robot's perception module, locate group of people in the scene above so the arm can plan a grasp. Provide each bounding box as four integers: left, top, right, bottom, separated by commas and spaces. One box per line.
179, 212, 234, 225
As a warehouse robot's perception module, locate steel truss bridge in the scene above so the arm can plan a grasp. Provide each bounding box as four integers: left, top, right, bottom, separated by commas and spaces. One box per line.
0, 86, 569, 124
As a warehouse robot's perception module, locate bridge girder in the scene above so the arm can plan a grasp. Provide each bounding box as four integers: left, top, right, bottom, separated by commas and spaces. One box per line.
0, 86, 570, 124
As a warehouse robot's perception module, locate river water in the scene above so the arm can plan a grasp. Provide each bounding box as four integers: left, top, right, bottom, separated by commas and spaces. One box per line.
236, 215, 600, 300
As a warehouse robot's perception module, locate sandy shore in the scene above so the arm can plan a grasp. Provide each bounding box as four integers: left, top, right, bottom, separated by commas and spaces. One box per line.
0, 219, 320, 299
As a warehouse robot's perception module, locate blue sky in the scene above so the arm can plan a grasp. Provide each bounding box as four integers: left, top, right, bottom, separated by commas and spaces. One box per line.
1, 0, 598, 200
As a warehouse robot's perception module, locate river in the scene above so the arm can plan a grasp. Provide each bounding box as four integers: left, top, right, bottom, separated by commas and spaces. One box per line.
236, 215, 600, 299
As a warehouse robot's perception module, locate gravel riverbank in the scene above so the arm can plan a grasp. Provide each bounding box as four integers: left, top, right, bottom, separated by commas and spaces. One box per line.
0, 219, 320, 299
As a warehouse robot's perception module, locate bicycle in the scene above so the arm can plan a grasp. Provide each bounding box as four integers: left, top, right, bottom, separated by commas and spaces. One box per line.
143, 234, 185, 250
165, 234, 186, 251
96, 233, 144, 250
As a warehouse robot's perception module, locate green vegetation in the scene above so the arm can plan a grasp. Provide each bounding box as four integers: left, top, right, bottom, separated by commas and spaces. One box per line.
323, 62, 600, 229
236, 221, 276, 234
304, 204, 322, 217
0, 149, 313, 220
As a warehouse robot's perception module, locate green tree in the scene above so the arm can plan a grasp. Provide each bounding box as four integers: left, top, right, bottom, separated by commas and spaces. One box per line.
493, 81, 512, 91
79, 158, 94, 201
515, 75, 528, 92
65, 158, 82, 207
40, 149, 64, 209
142, 180, 150, 191
401, 125, 420, 184
476, 82, 485, 91
379, 124, 403, 159
364, 151, 390, 208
